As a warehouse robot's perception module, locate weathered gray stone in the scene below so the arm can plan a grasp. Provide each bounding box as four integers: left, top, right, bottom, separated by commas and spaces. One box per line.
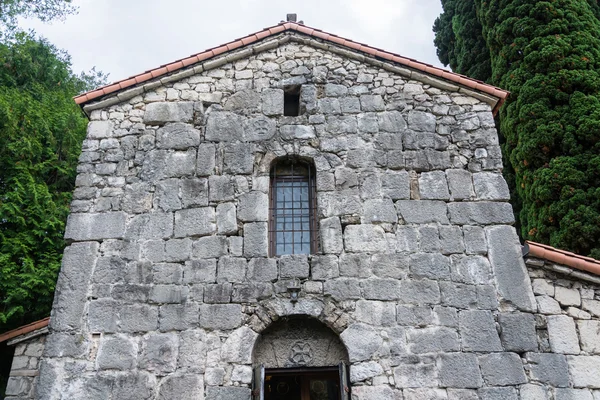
205, 386, 251, 400
355, 300, 396, 326
463, 226, 487, 254
419, 171, 450, 200
44, 332, 90, 358
360, 95, 385, 111
397, 226, 419, 253
205, 111, 244, 141
221, 326, 258, 363
156, 123, 200, 149
473, 172, 510, 200
371, 253, 408, 279
223, 143, 255, 174
157, 374, 204, 400
407, 327, 460, 353
448, 202, 515, 225
126, 213, 174, 240
486, 225, 536, 311
183, 259, 216, 284
197, 143, 216, 176
555, 286, 581, 307
198, 304, 242, 330
438, 353, 483, 388
153, 262, 183, 283
459, 310, 502, 352
363, 198, 397, 223
87, 120, 114, 139
261, 88, 284, 116
478, 387, 518, 400
208, 175, 235, 202
440, 281, 477, 309
139, 333, 179, 374
446, 169, 474, 200
439, 226, 465, 254
174, 207, 215, 237
238, 191, 269, 222
111, 372, 157, 400
65, 212, 127, 241
498, 313, 538, 352
350, 361, 384, 383
410, 253, 451, 280
217, 257, 247, 283
159, 303, 199, 331
547, 315, 581, 354
97, 336, 137, 370
578, 320, 600, 353
339, 253, 371, 278
243, 222, 268, 257
50, 242, 99, 331
396, 200, 449, 224
192, 236, 228, 259
178, 329, 207, 370
344, 224, 388, 253
555, 389, 594, 400
279, 254, 310, 278
568, 356, 600, 388
382, 171, 410, 200
340, 323, 383, 362
394, 360, 437, 388
144, 102, 194, 124
203, 283, 232, 303
243, 115, 276, 141
408, 110, 436, 132
324, 278, 362, 300
357, 113, 379, 133
247, 258, 278, 282
479, 353, 527, 385
149, 285, 188, 304
378, 111, 407, 132
216, 203, 237, 234
399, 279, 441, 305
280, 124, 316, 139
396, 306, 434, 326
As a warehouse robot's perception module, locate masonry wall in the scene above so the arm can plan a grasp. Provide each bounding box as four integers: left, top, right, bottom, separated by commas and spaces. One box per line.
37, 34, 600, 400
5, 334, 45, 400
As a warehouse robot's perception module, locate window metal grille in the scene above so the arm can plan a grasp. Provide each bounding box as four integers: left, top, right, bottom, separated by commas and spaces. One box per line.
269, 159, 317, 256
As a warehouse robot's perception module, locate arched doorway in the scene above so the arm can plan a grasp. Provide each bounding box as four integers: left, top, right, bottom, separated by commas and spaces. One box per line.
252, 317, 350, 400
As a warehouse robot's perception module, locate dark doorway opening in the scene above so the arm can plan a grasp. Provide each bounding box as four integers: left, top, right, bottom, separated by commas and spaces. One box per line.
284, 85, 301, 116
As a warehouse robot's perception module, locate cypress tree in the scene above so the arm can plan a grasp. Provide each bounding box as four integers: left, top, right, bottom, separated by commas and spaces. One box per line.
433, 0, 492, 82
474, 0, 600, 258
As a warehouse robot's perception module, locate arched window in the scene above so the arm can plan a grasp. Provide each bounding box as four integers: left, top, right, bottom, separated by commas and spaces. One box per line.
269, 158, 317, 256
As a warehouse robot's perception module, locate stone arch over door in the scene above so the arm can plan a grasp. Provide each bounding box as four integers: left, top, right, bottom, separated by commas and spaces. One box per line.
253, 316, 349, 368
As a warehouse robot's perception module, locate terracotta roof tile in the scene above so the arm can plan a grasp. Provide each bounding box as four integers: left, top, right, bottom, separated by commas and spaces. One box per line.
526, 241, 600, 276
0, 317, 50, 344
74, 21, 510, 109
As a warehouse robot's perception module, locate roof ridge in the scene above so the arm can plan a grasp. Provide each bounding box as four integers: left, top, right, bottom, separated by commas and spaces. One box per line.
0, 317, 50, 343
526, 240, 600, 276
74, 21, 509, 109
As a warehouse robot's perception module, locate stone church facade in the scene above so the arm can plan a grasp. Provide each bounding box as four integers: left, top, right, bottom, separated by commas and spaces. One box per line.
26, 18, 600, 400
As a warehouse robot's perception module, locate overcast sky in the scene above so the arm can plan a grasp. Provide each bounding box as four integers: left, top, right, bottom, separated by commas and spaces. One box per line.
19, 0, 445, 85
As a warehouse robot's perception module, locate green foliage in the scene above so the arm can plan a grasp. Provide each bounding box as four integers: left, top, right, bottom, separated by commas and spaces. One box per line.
0, 0, 77, 33
433, 0, 492, 82
472, 0, 600, 258
0, 32, 96, 332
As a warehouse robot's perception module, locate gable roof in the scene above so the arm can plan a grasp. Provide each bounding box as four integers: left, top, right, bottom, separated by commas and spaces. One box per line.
0, 317, 49, 344
74, 21, 509, 114
525, 241, 600, 277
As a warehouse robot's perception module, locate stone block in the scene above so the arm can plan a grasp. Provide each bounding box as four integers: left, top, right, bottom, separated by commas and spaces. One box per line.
325, 115, 357, 134
555, 389, 594, 400
153, 263, 183, 284
125, 213, 174, 240
438, 353, 482, 388
209, 175, 235, 201
203, 283, 232, 303
156, 123, 200, 149
439, 226, 465, 254
357, 113, 379, 133
243, 222, 268, 257
344, 224, 388, 253
157, 374, 204, 400
174, 207, 216, 238
216, 203, 237, 235
519, 385, 549, 400
318, 189, 362, 217
399, 279, 441, 305
378, 110, 407, 132
311, 255, 339, 280
192, 236, 228, 259
178, 329, 207, 370
459, 310, 503, 352
394, 361, 437, 388
360, 95, 385, 111
183, 259, 217, 284
446, 169, 474, 200
410, 253, 451, 280
479, 353, 527, 385
440, 281, 477, 309
396, 306, 434, 326
221, 326, 258, 363
408, 110, 436, 132
159, 303, 199, 331
246, 258, 278, 282
568, 356, 600, 388
355, 300, 396, 326
87, 120, 113, 139
450, 255, 492, 284
547, 315, 580, 354
498, 313, 538, 352
555, 286, 581, 307
371, 253, 408, 279
396, 200, 449, 224
419, 171, 450, 200
238, 191, 269, 222
51, 242, 99, 332
361, 279, 402, 300
224, 143, 255, 174
88, 299, 119, 333
448, 202, 515, 225
139, 332, 178, 374
44, 332, 90, 358
418, 226, 441, 253
320, 217, 343, 254
578, 320, 600, 354
340, 323, 383, 362
319, 98, 342, 114
478, 387, 518, 400
462, 226, 487, 255
407, 327, 460, 353
350, 361, 384, 383
224, 89, 260, 112
279, 254, 309, 279
339, 253, 372, 278
65, 212, 127, 241
363, 199, 397, 223
120, 304, 159, 333
180, 178, 208, 208
197, 143, 216, 176
243, 115, 276, 141
473, 172, 510, 200
205, 387, 251, 400
149, 285, 188, 304
486, 226, 536, 312
144, 102, 193, 124
97, 336, 137, 370
340, 97, 361, 113
447, 389, 479, 400
198, 304, 242, 330
280, 124, 316, 139
216, 257, 247, 283
396, 226, 419, 253
536, 295, 561, 314
111, 372, 156, 400
155, 179, 182, 211
262, 88, 284, 116
324, 278, 362, 300
93, 256, 126, 284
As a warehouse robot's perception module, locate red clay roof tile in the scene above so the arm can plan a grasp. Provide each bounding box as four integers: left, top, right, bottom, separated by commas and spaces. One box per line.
526, 241, 600, 277
74, 21, 509, 109
0, 317, 50, 344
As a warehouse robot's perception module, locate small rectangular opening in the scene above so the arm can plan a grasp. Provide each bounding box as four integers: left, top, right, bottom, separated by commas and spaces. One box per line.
284, 85, 301, 116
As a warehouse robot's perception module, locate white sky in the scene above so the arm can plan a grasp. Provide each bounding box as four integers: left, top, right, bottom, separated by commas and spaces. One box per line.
19, 0, 445, 85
